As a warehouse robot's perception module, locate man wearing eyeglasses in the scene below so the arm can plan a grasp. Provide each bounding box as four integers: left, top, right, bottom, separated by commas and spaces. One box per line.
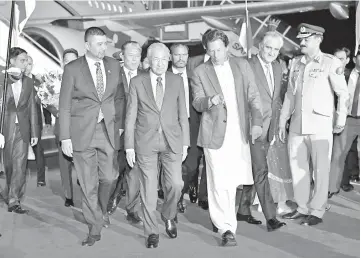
124, 42, 189, 248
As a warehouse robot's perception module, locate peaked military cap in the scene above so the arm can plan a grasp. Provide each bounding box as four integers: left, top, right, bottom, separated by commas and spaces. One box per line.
296, 23, 325, 38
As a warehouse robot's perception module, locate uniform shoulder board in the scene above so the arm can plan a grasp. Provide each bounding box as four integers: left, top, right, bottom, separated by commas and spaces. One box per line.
323, 53, 336, 60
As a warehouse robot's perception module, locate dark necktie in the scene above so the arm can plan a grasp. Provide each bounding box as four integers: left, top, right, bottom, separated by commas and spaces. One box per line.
351, 74, 360, 116
156, 77, 164, 110
95, 62, 104, 100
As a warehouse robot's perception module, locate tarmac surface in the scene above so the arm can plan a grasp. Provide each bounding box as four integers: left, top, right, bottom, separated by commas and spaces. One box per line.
0, 168, 359, 258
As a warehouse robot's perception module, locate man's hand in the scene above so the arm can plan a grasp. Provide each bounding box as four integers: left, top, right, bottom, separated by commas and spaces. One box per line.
333, 125, 345, 134
0, 133, 4, 149
119, 129, 124, 136
211, 94, 224, 106
30, 137, 38, 147
278, 125, 286, 143
61, 139, 73, 157
126, 149, 136, 168
182, 146, 189, 162
251, 126, 262, 144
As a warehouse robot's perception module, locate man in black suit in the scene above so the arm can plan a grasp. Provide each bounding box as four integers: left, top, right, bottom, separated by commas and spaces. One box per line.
168, 43, 201, 212
0, 47, 39, 214
236, 31, 286, 231
24, 56, 46, 187
107, 41, 142, 224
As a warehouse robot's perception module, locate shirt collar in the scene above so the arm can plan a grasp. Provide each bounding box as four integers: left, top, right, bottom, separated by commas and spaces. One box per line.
150, 70, 165, 83
257, 54, 272, 68
123, 66, 137, 77
172, 66, 186, 76
204, 54, 210, 62
85, 55, 103, 67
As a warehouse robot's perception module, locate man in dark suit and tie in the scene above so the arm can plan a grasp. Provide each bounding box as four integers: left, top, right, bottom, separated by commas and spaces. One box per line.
236, 31, 286, 231
0, 47, 39, 214
125, 43, 190, 248
24, 56, 46, 187
59, 27, 125, 246
107, 41, 142, 225
46, 48, 78, 207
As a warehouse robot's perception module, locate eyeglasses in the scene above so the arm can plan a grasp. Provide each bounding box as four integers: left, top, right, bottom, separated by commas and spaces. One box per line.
152, 57, 169, 64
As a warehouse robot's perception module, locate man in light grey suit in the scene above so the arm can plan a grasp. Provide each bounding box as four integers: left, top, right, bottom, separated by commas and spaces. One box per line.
125, 43, 189, 248
59, 27, 125, 246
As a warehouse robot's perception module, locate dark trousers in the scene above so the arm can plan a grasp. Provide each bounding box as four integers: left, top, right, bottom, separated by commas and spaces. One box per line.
72, 121, 118, 236
33, 130, 46, 183
342, 139, 359, 184
238, 139, 276, 220
110, 149, 140, 214
57, 141, 73, 199
43, 108, 52, 125
137, 133, 183, 236
2, 125, 28, 207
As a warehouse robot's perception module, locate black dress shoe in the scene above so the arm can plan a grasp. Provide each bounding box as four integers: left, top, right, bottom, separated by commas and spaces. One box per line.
107, 194, 122, 215
189, 185, 198, 203
177, 200, 186, 213
221, 230, 237, 247
341, 184, 354, 192
164, 219, 177, 238
266, 218, 286, 232
236, 214, 262, 225
8, 205, 29, 214
37, 181, 46, 187
211, 222, 218, 233
64, 198, 74, 207
81, 235, 101, 246
300, 215, 323, 226
282, 210, 307, 220
0, 171, 5, 178
146, 234, 159, 248
350, 175, 360, 183
126, 212, 142, 224
77, 179, 80, 186
328, 191, 339, 199
198, 200, 209, 210
158, 189, 164, 199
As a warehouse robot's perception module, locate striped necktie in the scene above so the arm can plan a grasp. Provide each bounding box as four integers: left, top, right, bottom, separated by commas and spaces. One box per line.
95, 62, 104, 100
156, 77, 164, 110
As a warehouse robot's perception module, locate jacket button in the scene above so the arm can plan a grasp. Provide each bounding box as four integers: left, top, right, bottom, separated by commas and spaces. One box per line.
223, 120, 226, 123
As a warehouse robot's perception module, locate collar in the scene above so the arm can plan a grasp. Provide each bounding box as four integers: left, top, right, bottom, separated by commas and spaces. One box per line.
172, 66, 186, 76
204, 54, 210, 62
150, 70, 165, 83
212, 59, 230, 67
123, 66, 137, 76
85, 54, 103, 67
257, 54, 272, 68
300, 50, 323, 64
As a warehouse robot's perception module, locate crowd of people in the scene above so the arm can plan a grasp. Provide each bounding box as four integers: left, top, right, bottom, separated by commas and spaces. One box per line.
0, 21, 359, 248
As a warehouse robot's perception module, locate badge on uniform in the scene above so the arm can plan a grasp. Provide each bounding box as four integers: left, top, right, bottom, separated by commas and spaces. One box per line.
336, 66, 344, 75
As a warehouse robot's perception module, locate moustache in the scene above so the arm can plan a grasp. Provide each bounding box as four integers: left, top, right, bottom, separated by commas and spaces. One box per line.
300, 45, 307, 48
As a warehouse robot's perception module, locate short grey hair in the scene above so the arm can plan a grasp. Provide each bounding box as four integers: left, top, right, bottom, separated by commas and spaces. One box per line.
262, 31, 284, 47
121, 41, 142, 53
170, 43, 189, 54
147, 43, 170, 59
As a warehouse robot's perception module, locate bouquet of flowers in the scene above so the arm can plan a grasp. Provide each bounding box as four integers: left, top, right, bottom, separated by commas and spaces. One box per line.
34, 70, 62, 113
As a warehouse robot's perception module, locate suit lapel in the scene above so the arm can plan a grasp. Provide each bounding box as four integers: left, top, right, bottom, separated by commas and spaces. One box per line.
253, 57, 272, 98
81, 56, 99, 100
120, 67, 128, 92
142, 73, 159, 112
102, 58, 113, 99
204, 60, 223, 98
272, 61, 282, 100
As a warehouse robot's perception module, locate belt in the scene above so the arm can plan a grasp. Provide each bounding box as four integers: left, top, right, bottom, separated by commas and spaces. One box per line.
347, 115, 360, 119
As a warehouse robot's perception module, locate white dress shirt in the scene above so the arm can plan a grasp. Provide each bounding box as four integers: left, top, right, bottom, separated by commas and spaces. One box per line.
150, 70, 166, 100
348, 68, 360, 116
85, 55, 106, 122
172, 66, 190, 118
123, 66, 137, 86
12, 79, 22, 123
257, 55, 274, 95
204, 54, 210, 63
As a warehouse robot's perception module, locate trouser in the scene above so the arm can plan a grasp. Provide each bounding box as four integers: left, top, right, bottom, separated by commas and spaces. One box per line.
2, 125, 28, 207
329, 117, 360, 192
137, 133, 183, 236
72, 121, 118, 236
344, 139, 360, 180
43, 108, 52, 125
238, 139, 276, 220
288, 132, 333, 218
57, 141, 73, 199
33, 130, 46, 183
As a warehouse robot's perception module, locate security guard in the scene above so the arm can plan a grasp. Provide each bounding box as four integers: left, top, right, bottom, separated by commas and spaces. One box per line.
278, 23, 349, 226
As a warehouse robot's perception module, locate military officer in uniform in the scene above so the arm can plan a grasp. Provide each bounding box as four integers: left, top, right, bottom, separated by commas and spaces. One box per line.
279, 24, 349, 226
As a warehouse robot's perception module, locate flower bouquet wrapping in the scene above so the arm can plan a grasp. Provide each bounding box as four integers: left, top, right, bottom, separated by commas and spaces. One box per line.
34, 71, 62, 117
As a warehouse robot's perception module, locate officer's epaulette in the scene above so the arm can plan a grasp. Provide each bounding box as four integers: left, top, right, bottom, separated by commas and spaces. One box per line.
322, 53, 336, 60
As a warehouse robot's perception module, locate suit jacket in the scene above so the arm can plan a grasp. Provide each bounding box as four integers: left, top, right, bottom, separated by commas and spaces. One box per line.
191, 57, 263, 149
124, 71, 190, 155
59, 56, 125, 152
248, 56, 282, 142
31, 74, 43, 133
187, 54, 205, 77
0, 72, 39, 143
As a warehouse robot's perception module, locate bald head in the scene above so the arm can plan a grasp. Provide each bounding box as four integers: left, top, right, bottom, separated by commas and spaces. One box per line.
147, 43, 170, 75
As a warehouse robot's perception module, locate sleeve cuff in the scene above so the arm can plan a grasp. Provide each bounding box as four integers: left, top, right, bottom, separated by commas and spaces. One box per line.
336, 113, 347, 127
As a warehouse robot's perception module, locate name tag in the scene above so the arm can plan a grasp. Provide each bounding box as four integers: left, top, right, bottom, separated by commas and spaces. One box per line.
309, 68, 324, 78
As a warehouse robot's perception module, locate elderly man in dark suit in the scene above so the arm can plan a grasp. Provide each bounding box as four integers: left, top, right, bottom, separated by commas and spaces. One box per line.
125, 42, 189, 248
0, 47, 39, 214
59, 27, 125, 246
190, 29, 263, 246
107, 41, 142, 225
236, 31, 286, 231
